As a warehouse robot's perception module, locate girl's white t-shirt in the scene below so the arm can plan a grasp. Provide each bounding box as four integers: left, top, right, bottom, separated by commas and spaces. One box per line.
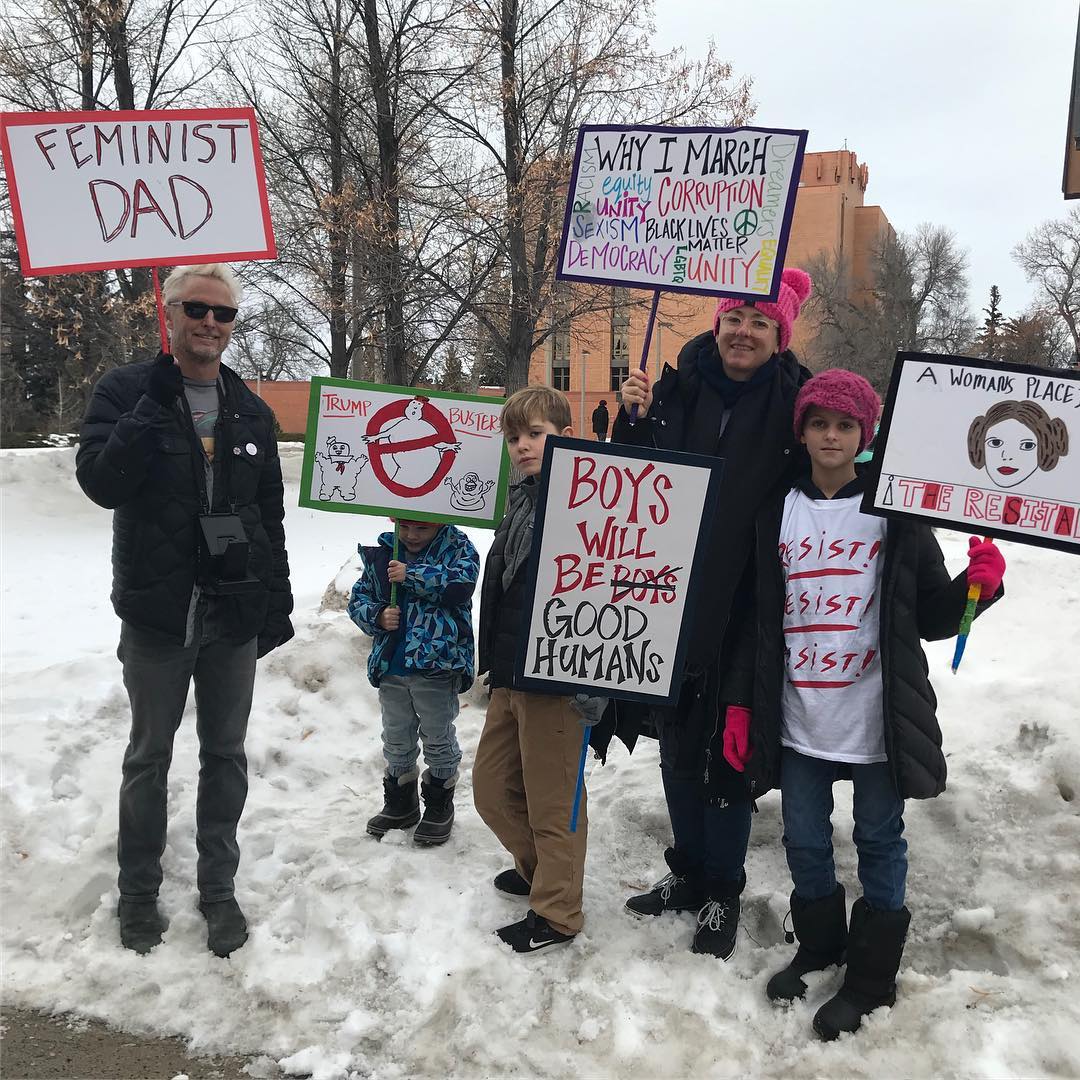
779, 488, 888, 764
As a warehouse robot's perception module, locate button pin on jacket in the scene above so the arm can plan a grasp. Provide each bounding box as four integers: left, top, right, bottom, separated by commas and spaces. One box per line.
232, 447, 242, 456
245, 442, 257, 456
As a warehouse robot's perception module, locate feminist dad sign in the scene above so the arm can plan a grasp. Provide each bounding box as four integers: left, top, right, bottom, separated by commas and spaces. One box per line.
0, 108, 275, 275
864, 353, 1080, 555
516, 439, 722, 703
557, 124, 806, 301
300, 377, 510, 529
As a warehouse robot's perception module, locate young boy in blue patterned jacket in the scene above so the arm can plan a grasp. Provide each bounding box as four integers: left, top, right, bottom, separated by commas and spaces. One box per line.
348, 519, 479, 845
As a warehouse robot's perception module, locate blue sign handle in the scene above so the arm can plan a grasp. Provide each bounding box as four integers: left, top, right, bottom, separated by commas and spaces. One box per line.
570, 724, 592, 833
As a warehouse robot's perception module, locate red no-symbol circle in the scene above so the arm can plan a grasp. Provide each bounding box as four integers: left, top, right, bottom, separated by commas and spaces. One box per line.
365, 398, 457, 497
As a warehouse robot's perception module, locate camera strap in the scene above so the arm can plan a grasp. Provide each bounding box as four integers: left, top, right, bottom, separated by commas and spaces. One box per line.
178, 391, 213, 514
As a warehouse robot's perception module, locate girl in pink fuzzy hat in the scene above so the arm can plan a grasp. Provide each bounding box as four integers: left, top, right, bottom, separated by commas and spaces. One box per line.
744, 367, 1008, 1041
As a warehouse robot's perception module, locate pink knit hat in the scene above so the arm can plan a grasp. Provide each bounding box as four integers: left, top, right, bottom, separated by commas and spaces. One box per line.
713, 267, 813, 354
793, 368, 882, 453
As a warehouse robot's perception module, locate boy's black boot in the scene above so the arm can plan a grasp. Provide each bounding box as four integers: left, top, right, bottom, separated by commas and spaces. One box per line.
690, 871, 745, 961
625, 846, 706, 918
118, 899, 168, 954
813, 898, 911, 1041
413, 771, 456, 846
767, 885, 848, 1002
367, 769, 421, 838
198, 898, 248, 958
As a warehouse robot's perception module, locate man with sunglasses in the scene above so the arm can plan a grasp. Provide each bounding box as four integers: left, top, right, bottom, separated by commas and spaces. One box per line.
76, 263, 293, 959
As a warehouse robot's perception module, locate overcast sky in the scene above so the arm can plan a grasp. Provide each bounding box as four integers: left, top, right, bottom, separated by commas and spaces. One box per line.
654, 0, 1079, 321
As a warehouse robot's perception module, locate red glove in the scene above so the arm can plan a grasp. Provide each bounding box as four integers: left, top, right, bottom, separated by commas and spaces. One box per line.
966, 537, 1005, 595
722, 705, 752, 772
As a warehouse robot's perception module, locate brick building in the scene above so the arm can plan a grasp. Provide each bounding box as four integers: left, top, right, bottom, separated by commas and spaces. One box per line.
251, 149, 892, 437
529, 149, 894, 436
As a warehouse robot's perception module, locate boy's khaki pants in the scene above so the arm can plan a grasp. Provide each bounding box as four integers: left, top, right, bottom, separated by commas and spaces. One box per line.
473, 688, 587, 936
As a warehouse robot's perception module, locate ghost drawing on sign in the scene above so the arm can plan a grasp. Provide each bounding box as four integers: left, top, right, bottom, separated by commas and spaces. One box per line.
966, 400, 1069, 490
362, 396, 461, 488
314, 436, 368, 501
444, 471, 495, 512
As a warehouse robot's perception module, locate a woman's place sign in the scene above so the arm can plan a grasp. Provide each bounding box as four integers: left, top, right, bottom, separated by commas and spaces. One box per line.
556, 124, 807, 302
0, 107, 276, 275
516, 438, 722, 703
864, 353, 1080, 556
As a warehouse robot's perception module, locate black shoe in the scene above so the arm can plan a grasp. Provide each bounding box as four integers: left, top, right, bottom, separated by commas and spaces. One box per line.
625, 847, 705, 918
413, 771, 455, 846
496, 910, 575, 955
199, 898, 248, 958
690, 873, 745, 961
812, 898, 911, 1040
493, 869, 531, 896
766, 885, 848, 1003
118, 899, 167, 955
367, 769, 421, 838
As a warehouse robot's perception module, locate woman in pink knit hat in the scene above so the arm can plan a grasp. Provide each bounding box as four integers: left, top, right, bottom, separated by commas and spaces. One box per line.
612, 268, 814, 961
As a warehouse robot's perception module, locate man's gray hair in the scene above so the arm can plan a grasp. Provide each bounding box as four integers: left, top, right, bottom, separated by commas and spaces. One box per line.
162, 264, 242, 306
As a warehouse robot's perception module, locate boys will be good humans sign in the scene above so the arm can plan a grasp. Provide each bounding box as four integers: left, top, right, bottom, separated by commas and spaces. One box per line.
516, 438, 722, 703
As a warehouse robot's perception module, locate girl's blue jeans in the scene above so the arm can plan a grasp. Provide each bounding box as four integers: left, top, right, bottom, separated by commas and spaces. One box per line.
780, 747, 908, 911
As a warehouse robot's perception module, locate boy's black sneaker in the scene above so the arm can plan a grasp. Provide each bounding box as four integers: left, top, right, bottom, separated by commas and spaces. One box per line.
493, 868, 531, 896
496, 910, 574, 955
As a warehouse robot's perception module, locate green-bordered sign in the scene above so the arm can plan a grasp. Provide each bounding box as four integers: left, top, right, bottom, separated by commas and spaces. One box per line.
300, 377, 510, 529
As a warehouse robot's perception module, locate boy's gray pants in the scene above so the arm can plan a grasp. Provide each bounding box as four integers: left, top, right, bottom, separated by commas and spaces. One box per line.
116, 620, 257, 903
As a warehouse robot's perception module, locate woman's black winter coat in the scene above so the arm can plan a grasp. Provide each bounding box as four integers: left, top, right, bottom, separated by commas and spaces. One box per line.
610, 331, 811, 797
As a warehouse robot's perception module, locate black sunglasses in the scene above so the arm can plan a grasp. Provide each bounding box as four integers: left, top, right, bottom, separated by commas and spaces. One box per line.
168, 300, 238, 323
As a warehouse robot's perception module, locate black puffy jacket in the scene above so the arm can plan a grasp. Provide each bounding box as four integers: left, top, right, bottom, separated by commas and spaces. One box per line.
76, 356, 292, 646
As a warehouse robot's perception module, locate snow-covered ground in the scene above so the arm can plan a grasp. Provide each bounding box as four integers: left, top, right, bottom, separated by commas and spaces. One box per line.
2, 445, 1079, 1079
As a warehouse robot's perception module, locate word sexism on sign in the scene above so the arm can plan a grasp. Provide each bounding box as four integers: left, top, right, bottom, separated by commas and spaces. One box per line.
533, 456, 678, 688
33, 120, 248, 244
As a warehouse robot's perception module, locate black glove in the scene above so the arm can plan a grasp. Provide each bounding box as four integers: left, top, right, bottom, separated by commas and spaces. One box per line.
257, 615, 295, 659
146, 351, 183, 408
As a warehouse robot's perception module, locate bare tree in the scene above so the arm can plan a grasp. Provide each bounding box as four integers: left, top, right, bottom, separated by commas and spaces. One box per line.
431, 0, 754, 390
1012, 205, 1080, 365
805, 224, 976, 390
996, 305, 1073, 369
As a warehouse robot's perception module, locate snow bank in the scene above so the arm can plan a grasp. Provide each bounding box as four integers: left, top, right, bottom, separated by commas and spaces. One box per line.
2, 447, 1079, 1077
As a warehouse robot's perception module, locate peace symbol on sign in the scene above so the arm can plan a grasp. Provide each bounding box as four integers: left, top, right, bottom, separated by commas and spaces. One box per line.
733, 209, 758, 236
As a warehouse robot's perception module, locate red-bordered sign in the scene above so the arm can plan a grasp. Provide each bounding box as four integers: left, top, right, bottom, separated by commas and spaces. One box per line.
0, 107, 276, 276
365, 397, 459, 497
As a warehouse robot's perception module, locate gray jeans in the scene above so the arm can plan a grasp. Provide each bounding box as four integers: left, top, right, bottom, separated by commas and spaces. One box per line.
378, 673, 462, 780
117, 620, 257, 903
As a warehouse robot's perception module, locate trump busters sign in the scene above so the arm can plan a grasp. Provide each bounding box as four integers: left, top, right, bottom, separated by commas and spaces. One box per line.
0, 107, 275, 275
516, 438, 722, 703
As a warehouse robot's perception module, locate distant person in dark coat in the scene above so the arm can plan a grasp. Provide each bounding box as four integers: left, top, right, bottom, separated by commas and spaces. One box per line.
591, 400, 610, 441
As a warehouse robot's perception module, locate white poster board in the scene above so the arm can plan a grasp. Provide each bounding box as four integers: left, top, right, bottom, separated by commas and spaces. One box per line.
0, 108, 276, 275
300, 378, 510, 529
556, 124, 807, 301
864, 353, 1080, 555
516, 437, 723, 703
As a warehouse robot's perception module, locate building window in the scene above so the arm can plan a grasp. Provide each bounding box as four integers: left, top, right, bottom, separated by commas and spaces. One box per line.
551, 315, 571, 391
611, 288, 630, 394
